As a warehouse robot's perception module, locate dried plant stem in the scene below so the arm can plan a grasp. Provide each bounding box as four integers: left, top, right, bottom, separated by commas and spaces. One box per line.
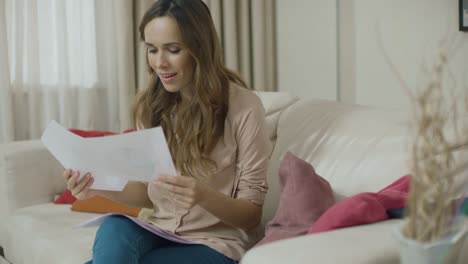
377, 25, 467, 243
402, 50, 462, 242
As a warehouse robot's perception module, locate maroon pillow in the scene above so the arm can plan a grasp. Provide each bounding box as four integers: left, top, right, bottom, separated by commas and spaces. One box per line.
255, 152, 335, 246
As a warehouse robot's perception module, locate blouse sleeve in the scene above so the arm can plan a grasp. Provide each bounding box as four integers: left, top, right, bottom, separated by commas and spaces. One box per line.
233, 94, 272, 206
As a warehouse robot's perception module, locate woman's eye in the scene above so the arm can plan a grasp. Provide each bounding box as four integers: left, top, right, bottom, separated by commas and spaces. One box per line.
148, 48, 157, 54
169, 49, 180, 54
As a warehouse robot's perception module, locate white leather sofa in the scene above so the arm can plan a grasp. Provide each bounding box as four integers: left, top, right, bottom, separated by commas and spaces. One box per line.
1, 92, 466, 264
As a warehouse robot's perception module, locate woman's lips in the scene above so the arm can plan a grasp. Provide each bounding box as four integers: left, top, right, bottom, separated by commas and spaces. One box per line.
159, 73, 177, 82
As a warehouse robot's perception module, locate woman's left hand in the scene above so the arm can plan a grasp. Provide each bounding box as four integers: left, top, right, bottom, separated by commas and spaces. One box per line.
154, 175, 208, 209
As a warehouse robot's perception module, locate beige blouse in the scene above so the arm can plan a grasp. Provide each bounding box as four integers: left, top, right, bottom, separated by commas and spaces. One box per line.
137, 83, 272, 261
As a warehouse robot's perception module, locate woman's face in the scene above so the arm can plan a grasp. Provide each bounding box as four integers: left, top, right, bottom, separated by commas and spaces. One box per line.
144, 16, 195, 94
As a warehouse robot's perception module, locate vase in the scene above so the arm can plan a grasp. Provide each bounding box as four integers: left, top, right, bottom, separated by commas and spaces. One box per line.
393, 221, 467, 264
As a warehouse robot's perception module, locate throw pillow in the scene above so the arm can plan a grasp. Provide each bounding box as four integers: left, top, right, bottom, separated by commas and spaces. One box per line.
71, 196, 141, 217
308, 174, 410, 234
54, 189, 77, 204
68, 128, 117, 138
255, 152, 335, 246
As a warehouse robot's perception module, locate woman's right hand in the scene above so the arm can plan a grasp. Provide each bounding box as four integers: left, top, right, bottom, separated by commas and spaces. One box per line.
63, 169, 96, 200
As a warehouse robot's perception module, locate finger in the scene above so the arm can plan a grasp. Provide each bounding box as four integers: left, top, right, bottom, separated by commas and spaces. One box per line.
74, 176, 94, 199
157, 175, 182, 185
177, 202, 191, 209
72, 173, 92, 196
154, 181, 194, 204
63, 169, 73, 181
74, 173, 91, 191
157, 175, 193, 187
155, 180, 192, 196
67, 171, 80, 189
173, 192, 194, 204
173, 197, 192, 209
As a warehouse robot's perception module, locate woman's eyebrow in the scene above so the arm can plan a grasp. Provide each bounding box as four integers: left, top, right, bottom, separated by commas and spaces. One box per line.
144, 42, 181, 47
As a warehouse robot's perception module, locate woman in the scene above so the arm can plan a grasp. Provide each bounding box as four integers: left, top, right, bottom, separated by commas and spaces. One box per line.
64, 0, 271, 263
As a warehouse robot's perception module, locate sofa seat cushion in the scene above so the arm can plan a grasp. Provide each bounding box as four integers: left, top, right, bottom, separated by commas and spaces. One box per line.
3, 203, 98, 264
242, 219, 403, 264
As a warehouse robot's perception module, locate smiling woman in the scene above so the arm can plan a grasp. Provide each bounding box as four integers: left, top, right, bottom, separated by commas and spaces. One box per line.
63, 1, 272, 264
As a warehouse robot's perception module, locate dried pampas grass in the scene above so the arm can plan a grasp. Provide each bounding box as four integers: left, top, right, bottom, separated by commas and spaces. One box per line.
403, 48, 464, 242
379, 31, 468, 243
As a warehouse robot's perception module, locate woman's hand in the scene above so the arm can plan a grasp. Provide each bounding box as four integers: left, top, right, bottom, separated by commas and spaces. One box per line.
155, 174, 261, 230
154, 175, 208, 209
63, 169, 96, 200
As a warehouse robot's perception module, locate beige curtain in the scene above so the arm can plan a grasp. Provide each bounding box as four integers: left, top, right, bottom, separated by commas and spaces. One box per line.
134, 0, 155, 91
1, 0, 138, 143
0, 0, 14, 143
204, 0, 277, 91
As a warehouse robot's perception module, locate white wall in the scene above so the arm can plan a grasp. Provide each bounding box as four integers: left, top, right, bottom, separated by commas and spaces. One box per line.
276, 0, 468, 111
354, 0, 468, 110
276, 0, 337, 100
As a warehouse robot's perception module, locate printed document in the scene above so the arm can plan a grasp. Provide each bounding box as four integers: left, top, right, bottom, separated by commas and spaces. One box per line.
41, 120, 176, 191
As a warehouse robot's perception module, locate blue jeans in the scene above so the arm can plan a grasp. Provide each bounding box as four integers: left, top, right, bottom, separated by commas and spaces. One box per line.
85, 215, 238, 264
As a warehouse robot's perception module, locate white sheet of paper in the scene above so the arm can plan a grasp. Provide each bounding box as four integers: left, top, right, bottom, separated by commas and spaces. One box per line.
41, 120, 177, 191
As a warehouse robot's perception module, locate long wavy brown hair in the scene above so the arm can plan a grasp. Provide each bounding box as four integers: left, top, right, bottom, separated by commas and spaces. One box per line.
132, 0, 247, 179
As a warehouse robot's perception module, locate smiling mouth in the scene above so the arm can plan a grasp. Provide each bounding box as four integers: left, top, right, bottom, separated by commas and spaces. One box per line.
160, 73, 176, 78
159, 73, 177, 82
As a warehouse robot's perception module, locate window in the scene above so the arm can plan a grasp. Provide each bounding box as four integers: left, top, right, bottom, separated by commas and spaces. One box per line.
6, 0, 98, 89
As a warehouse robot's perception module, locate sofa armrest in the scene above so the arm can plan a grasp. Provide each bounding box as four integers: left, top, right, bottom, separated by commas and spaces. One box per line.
242, 220, 402, 264
242, 218, 468, 264
0, 140, 65, 220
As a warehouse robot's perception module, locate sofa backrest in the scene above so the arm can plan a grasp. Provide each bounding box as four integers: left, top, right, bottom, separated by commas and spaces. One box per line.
261, 98, 414, 225
254, 91, 298, 147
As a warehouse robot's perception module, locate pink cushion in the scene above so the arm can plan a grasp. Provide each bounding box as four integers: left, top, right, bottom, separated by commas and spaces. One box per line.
308, 174, 410, 234
255, 152, 335, 246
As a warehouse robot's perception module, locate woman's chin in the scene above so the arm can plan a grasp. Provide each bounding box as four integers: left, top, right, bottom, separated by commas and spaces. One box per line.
162, 85, 180, 93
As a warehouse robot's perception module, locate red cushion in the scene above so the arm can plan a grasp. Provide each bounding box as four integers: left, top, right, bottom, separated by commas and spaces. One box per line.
308, 174, 410, 234
54, 189, 77, 204
68, 129, 117, 138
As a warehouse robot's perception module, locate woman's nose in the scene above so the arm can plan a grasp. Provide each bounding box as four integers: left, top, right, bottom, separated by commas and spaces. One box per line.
156, 53, 169, 68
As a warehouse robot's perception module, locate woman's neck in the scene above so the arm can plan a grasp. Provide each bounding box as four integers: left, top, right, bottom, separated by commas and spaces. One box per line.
178, 89, 192, 108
